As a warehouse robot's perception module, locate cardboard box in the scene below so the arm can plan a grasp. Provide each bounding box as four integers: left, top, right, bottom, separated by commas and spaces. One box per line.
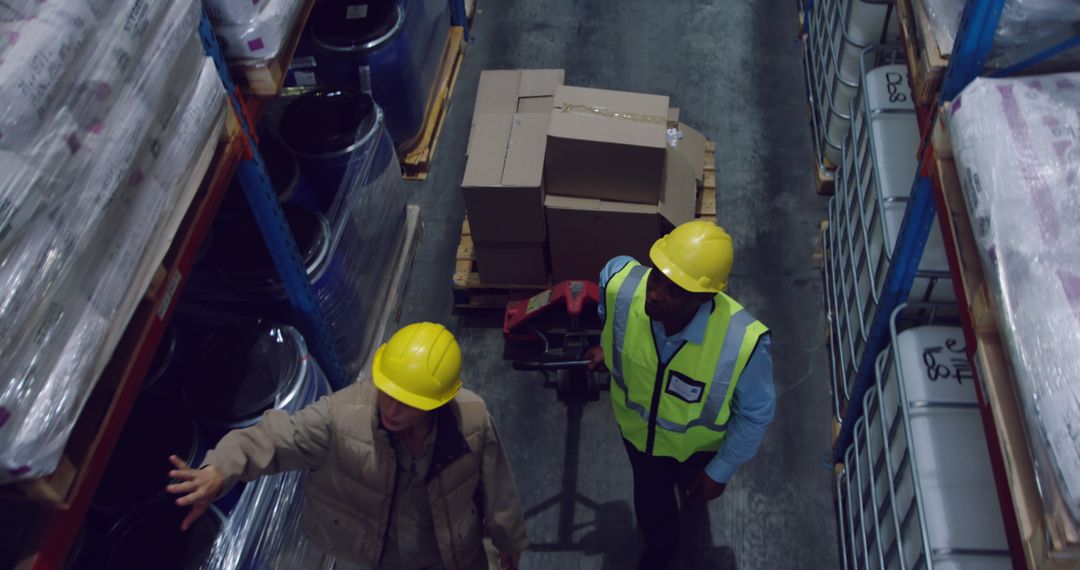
545, 149, 697, 281
471, 69, 565, 125
463, 69, 565, 243
667, 107, 680, 128
474, 241, 549, 285
546, 86, 670, 204
463, 113, 549, 242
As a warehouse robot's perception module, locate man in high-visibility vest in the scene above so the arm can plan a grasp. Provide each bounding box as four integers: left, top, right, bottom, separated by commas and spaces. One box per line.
585, 220, 775, 570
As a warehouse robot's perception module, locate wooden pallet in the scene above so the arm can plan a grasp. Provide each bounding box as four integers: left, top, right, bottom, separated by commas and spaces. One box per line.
931, 115, 1080, 567
696, 141, 717, 219
400, 26, 467, 180
229, 0, 317, 97
815, 159, 836, 196
896, 0, 947, 107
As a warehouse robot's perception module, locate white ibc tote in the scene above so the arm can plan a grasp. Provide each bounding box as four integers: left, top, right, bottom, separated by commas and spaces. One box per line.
836, 307, 1012, 569
825, 47, 953, 417
807, 0, 900, 167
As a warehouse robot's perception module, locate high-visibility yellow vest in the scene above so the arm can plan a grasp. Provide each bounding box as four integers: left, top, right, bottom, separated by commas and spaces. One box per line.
601, 262, 768, 460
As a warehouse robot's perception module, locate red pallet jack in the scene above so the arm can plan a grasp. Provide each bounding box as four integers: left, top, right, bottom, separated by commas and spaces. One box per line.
502, 280, 618, 553
503, 280, 608, 400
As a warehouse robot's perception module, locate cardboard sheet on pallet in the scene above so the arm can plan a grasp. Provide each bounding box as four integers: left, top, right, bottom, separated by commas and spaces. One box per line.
546, 147, 696, 282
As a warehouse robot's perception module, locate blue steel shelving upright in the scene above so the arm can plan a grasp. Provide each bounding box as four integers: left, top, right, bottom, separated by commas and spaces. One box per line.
198, 10, 350, 390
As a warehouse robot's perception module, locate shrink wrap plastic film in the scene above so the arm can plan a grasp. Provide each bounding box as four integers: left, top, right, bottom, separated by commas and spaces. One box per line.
201, 470, 337, 570
213, 0, 306, 62
200, 341, 336, 570
0, 0, 227, 482
204, 0, 266, 27
949, 73, 1080, 525
918, 0, 1080, 64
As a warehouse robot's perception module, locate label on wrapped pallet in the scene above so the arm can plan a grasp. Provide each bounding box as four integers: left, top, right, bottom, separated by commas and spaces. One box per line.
346, 4, 368, 19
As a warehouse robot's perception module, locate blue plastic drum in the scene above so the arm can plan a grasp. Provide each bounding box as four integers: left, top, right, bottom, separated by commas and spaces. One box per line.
305, 0, 449, 148
214, 205, 369, 379
181, 325, 313, 434
279, 88, 390, 216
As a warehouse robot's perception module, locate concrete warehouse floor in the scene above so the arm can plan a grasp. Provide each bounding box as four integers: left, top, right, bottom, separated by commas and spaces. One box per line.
396, 1, 837, 568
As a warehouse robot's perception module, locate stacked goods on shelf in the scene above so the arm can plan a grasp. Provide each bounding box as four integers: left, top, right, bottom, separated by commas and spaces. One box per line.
182, 88, 405, 383
823, 46, 954, 419
804, 0, 900, 175
901, 0, 1080, 103
948, 73, 1080, 550
64, 325, 331, 568
460, 69, 704, 286
287, 0, 451, 150
207, 0, 309, 64
836, 305, 1011, 569
0, 0, 227, 484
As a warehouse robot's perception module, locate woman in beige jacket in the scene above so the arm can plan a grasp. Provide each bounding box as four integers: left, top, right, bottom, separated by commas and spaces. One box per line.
166, 322, 528, 570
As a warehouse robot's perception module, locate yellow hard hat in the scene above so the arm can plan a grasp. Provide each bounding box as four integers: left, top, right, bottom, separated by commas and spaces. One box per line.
649, 220, 733, 293
372, 322, 462, 410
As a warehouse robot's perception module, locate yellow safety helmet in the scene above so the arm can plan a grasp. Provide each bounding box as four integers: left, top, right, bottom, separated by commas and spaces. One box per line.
649, 220, 733, 293
372, 322, 462, 410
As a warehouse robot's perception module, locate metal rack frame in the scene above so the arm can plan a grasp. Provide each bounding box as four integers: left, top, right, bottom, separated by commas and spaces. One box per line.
824, 0, 1080, 567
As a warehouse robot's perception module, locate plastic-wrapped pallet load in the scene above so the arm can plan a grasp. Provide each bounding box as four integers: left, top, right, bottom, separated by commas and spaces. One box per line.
0, 0, 227, 483
836, 307, 1011, 569
949, 73, 1080, 528
918, 0, 1080, 65
213, 0, 307, 62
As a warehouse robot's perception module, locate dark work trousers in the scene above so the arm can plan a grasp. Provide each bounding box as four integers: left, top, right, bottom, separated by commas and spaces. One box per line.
623, 438, 715, 570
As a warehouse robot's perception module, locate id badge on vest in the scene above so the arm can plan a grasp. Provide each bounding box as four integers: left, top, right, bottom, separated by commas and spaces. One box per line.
665, 371, 706, 403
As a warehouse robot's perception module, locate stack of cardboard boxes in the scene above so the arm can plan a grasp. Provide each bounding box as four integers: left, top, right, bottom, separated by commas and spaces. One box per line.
463, 69, 708, 285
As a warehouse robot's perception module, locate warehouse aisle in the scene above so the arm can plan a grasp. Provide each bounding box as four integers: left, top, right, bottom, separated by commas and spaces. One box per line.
396, 1, 836, 568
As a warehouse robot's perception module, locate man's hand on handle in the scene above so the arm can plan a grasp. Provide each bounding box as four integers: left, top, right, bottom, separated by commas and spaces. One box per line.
585, 346, 605, 371
165, 455, 224, 531
685, 470, 726, 504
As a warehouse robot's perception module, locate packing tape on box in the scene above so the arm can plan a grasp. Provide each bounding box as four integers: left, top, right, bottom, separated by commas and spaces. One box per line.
561, 103, 667, 126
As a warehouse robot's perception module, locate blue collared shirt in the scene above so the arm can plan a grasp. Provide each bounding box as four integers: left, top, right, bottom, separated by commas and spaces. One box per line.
599, 256, 775, 484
